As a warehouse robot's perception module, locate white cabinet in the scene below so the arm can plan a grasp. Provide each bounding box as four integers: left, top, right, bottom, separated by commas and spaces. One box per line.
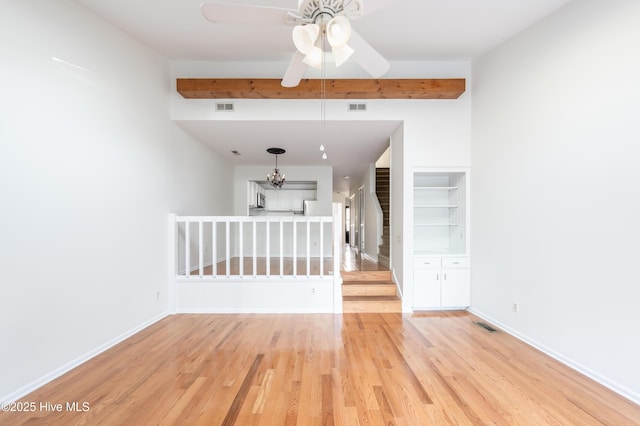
413, 256, 470, 309
247, 181, 264, 208
265, 189, 316, 213
413, 257, 441, 309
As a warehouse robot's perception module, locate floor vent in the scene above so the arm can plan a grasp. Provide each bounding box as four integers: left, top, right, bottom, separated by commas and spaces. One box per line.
474, 321, 498, 333
216, 102, 234, 112
348, 103, 367, 112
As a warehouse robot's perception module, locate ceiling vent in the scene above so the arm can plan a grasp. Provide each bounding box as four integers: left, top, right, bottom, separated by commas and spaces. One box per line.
348, 103, 367, 112
215, 102, 234, 112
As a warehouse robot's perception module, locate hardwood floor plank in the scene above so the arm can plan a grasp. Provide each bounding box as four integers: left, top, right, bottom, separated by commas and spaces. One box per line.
284, 380, 301, 426
379, 325, 433, 405
221, 353, 264, 426
321, 374, 335, 426
372, 385, 395, 425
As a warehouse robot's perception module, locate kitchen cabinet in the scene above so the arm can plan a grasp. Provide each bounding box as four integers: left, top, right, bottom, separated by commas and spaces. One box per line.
247, 181, 264, 208
265, 189, 316, 213
413, 256, 470, 309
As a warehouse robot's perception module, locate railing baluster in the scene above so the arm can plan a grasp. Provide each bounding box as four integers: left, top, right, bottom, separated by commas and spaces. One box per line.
198, 220, 204, 277
266, 219, 270, 277
185, 219, 190, 279
252, 220, 257, 278
225, 219, 230, 278
292, 219, 297, 277
333, 214, 340, 291
306, 220, 311, 277
320, 218, 324, 278
212, 219, 217, 278
239, 219, 243, 278
279, 219, 284, 277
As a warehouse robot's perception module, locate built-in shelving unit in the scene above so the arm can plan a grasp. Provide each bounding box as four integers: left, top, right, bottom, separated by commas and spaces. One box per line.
412, 169, 470, 310
413, 171, 468, 255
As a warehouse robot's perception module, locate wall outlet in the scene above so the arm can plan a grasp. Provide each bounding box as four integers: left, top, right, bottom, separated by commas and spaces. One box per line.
155, 291, 160, 300
512, 301, 519, 312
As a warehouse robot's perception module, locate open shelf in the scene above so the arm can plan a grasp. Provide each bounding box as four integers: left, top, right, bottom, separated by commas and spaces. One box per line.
413, 170, 468, 255
414, 186, 459, 190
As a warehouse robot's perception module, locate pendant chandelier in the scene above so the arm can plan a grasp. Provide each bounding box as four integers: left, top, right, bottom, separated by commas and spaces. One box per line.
266, 147, 286, 190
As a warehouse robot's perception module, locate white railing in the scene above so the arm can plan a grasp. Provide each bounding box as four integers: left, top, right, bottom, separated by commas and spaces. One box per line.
172, 215, 339, 280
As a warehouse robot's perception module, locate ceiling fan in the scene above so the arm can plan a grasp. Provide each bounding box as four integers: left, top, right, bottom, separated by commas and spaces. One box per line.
200, 0, 396, 87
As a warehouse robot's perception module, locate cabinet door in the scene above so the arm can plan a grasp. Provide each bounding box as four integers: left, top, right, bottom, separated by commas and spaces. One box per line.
440, 268, 470, 307
413, 269, 441, 308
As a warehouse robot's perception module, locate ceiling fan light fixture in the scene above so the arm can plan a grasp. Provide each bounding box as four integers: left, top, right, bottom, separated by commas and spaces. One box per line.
302, 46, 323, 69
326, 16, 352, 47
292, 24, 320, 55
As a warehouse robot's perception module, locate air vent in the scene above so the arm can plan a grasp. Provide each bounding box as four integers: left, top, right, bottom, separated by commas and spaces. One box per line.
348, 103, 367, 112
474, 321, 498, 333
215, 102, 234, 112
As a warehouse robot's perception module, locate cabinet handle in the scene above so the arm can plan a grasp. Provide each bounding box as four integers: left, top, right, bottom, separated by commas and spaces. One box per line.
436, 274, 439, 280
444, 273, 447, 280
452, 261, 459, 264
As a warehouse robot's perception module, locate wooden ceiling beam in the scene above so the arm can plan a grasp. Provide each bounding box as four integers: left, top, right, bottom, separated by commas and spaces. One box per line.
176, 78, 465, 100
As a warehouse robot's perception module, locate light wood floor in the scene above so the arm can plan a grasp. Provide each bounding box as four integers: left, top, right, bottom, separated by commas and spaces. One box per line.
340, 244, 388, 272
2, 312, 638, 425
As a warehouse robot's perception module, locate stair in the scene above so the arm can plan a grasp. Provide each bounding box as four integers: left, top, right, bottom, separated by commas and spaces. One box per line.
376, 168, 390, 269
342, 270, 401, 313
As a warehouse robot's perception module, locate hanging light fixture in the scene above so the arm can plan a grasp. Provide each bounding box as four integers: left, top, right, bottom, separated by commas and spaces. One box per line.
326, 15, 353, 66
266, 147, 286, 190
291, 1, 355, 70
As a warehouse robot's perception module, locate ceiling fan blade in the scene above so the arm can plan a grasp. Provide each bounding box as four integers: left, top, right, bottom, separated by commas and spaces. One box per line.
201, 3, 294, 25
281, 51, 308, 87
348, 30, 390, 77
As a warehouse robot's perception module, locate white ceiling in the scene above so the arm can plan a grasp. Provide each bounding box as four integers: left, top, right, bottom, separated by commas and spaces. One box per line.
175, 119, 401, 192
74, 0, 572, 193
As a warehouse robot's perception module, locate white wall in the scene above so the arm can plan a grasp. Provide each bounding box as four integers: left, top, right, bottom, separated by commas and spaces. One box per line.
390, 126, 405, 298
332, 192, 347, 246
471, 0, 640, 403
376, 146, 391, 168
0, 0, 232, 401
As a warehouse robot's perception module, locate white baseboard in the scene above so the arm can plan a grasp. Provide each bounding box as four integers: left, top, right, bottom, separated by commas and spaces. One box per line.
391, 268, 401, 296
0, 311, 170, 404
467, 307, 640, 406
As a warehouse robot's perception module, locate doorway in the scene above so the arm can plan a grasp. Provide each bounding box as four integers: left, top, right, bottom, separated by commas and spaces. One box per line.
345, 204, 350, 244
